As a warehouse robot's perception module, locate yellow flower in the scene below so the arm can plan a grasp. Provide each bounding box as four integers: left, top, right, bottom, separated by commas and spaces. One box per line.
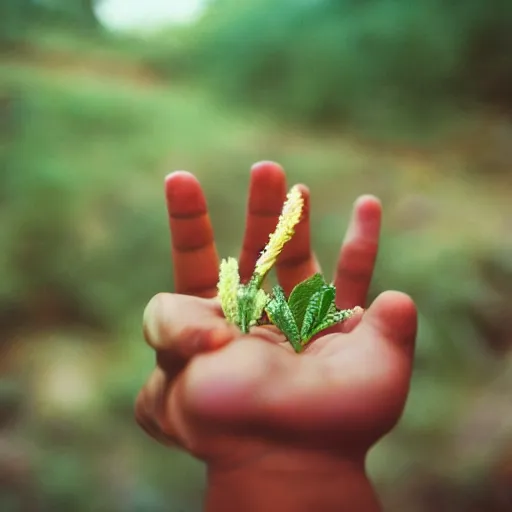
217, 257, 240, 324
254, 185, 304, 277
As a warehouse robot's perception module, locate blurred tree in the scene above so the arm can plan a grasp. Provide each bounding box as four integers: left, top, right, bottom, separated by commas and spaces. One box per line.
0, 0, 100, 44
175, 0, 512, 131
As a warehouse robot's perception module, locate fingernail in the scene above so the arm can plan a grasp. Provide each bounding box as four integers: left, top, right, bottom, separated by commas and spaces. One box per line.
165, 170, 193, 182
353, 194, 380, 210
143, 300, 160, 348
347, 196, 381, 242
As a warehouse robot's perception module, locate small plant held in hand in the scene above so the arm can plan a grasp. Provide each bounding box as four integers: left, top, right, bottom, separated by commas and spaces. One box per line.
266, 274, 360, 353
217, 185, 303, 333
217, 185, 360, 352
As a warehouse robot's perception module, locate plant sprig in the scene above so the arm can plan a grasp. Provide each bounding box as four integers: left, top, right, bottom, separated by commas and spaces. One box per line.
217, 184, 360, 352
265, 274, 359, 353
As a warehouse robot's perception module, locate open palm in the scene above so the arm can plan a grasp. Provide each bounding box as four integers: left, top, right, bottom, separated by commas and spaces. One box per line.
136, 162, 417, 470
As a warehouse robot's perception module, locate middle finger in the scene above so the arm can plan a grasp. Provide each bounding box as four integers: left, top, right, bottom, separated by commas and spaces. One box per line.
239, 162, 320, 294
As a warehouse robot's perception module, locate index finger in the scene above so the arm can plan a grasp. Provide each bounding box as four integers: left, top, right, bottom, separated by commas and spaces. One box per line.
238, 162, 286, 283
239, 162, 320, 293
165, 172, 220, 298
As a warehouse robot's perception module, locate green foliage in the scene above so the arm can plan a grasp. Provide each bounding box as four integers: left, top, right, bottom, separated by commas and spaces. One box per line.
164, 0, 512, 136
266, 274, 355, 352
0, 0, 100, 43
266, 285, 301, 350
236, 280, 269, 333
288, 273, 326, 332
1, 67, 177, 330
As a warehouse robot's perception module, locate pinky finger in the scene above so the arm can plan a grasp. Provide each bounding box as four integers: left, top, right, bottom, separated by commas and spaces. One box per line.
334, 195, 381, 310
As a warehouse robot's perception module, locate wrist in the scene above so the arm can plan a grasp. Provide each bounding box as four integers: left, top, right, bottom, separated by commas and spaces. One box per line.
205, 448, 381, 512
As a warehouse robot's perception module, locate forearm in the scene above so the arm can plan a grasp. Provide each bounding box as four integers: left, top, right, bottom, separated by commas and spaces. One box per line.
205, 450, 381, 512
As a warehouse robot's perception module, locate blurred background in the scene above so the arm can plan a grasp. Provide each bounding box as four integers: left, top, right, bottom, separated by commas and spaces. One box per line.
1, 1, 512, 511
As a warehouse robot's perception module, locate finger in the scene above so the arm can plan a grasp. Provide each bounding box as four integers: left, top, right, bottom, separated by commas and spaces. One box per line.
276, 184, 321, 295
239, 161, 286, 283
143, 294, 238, 371
135, 368, 180, 447
356, 291, 417, 361
334, 195, 381, 309
165, 171, 219, 298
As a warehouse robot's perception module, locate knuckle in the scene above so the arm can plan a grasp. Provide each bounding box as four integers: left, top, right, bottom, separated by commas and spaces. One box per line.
337, 246, 377, 283
345, 240, 379, 263
336, 265, 370, 284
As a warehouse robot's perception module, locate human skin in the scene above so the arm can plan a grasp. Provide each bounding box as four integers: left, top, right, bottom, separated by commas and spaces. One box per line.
135, 162, 418, 512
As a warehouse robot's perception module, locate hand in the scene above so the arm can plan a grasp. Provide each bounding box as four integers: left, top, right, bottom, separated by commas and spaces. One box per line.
136, 162, 417, 511
137, 294, 416, 512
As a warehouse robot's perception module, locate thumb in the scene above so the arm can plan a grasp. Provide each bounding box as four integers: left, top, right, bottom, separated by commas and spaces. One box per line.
356, 290, 418, 360
143, 294, 239, 371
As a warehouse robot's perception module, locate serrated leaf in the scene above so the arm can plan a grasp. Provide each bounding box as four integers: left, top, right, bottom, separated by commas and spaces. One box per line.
333, 308, 357, 324
288, 273, 327, 331
314, 285, 336, 329
306, 317, 341, 342
299, 290, 322, 341
299, 285, 335, 341
304, 307, 358, 344
266, 286, 302, 352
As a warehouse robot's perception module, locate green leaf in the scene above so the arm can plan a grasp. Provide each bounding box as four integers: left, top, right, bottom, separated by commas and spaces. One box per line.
300, 285, 335, 342
308, 317, 341, 341
332, 308, 357, 324
237, 281, 263, 333
314, 285, 336, 329
307, 307, 356, 341
288, 273, 326, 331
266, 286, 302, 352
299, 290, 322, 341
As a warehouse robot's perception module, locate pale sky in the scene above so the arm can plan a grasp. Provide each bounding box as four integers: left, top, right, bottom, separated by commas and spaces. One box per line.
96, 0, 206, 31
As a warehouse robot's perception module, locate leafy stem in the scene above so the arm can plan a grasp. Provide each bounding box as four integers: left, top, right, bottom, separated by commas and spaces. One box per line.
266, 274, 359, 353
217, 185, 304, 334
216, 184, 360, 348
